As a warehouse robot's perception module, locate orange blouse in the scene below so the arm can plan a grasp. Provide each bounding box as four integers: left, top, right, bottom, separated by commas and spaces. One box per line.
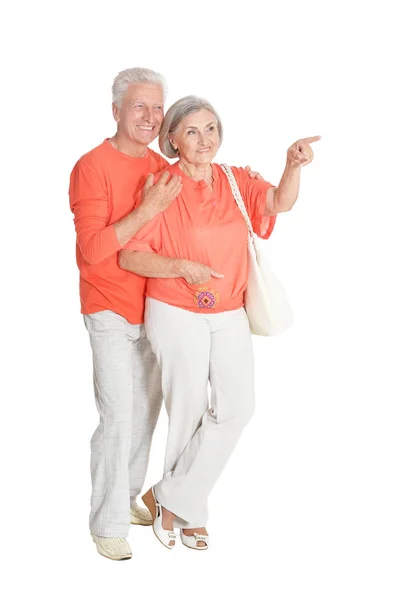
124, 161, 276, 313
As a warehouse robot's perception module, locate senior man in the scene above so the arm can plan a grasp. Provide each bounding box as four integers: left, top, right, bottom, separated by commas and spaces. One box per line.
69, 67, 261, 560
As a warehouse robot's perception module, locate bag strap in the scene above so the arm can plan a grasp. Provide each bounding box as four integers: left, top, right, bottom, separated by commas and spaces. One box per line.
220, 164, 254, 238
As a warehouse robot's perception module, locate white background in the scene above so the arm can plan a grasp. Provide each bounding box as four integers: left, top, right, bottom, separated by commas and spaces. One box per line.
1, 0, 398, 598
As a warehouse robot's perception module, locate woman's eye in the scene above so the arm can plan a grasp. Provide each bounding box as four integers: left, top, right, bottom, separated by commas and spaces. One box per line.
187, 130, 195, 135
207, 126, 215, 132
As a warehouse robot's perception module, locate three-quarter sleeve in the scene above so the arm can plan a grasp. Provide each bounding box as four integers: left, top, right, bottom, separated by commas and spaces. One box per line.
69, 160, 122, 264
231, 167, 277, 239
123, 214, 163, 254
123, 168, 168, 253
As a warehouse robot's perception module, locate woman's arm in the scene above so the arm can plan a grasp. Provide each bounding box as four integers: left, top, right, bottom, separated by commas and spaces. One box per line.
266, 136, 321, 215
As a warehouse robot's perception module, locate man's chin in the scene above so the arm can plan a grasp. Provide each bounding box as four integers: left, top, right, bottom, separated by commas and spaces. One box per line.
136, 133, 158, 145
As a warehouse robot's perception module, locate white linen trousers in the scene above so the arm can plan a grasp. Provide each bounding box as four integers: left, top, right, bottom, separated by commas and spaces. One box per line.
84, 310, 162, 537
145, 298, 255, 528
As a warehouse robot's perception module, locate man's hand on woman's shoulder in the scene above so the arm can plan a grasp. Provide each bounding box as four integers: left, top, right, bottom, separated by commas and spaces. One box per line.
139, 171, 183, 220
245, 165, 264, 180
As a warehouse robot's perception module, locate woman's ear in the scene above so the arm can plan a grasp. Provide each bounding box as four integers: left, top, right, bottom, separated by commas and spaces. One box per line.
169, 137, 178, 151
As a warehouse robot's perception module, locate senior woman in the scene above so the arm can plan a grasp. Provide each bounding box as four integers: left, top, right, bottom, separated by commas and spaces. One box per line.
119, 96, 320, 550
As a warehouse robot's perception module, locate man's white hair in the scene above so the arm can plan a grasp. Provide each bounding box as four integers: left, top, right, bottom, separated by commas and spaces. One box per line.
112, 67, 167, 107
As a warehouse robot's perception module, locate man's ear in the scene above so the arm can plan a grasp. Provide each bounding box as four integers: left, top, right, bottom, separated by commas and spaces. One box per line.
112, 103, 120, 123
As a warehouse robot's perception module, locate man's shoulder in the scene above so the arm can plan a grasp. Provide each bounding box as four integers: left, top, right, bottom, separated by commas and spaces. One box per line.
71, 141, 108, 173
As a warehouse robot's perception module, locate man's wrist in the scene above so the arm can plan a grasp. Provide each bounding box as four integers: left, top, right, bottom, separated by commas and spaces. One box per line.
133, 204, 154, 227
174, 258, 188, 277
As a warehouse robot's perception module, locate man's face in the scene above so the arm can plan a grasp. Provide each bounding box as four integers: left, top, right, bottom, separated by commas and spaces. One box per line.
113, 83, 164, 148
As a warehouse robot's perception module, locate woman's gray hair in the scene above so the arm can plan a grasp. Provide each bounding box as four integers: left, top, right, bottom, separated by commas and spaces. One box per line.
159, 95, 223, 159
112, 67, 167, 107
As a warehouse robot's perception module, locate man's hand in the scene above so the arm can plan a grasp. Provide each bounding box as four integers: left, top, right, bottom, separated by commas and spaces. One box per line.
180, 260, 224, 285
118, 251, 224, 281
114, 172, 183, 247
140, 171, 183, 219
245, 165, 264, 180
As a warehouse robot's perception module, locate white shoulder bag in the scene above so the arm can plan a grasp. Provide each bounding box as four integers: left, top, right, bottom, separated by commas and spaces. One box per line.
221, 164, 294, 336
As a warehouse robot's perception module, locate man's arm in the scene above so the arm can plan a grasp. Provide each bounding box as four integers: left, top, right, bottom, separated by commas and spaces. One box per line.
114, 172, 182, 246
118, 250, 223, 285
69, 163, 182, 265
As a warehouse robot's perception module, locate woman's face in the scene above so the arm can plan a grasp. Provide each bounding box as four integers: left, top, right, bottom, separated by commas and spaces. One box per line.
170, 109, 219, 166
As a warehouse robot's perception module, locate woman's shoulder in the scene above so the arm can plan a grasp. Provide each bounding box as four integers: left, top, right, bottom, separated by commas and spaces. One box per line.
213, 163, 246, 185
213, 162, 244, 173
153, 159, 181, 183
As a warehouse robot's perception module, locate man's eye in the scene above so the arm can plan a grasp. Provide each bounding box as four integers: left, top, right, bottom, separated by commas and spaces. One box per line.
154, 106, 163, 111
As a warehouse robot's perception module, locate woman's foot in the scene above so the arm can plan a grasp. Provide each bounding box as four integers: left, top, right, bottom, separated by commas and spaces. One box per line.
142, 487, 177, 549
161, 506, 176, 544
181, 527, 209, 549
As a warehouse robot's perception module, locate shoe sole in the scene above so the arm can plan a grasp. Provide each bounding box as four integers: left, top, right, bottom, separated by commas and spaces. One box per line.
130, 515, 153, 526
142, 488, 175, 550
91, 538, 132, 560
181, 542, 209, 551
97, 548, 132, 560
97, 549, 132, 560
180, 534, 209, 551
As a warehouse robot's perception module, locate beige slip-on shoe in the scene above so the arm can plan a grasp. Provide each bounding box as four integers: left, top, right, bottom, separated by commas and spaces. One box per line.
91, 533, 132, 560
130, 501, 153, 526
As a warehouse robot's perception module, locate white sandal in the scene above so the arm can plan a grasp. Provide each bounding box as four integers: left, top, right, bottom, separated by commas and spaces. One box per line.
142, 487, 176, 549
180, 530, 209, 551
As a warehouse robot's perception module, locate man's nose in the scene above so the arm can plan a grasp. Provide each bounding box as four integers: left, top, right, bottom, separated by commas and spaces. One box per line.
143, 107, 154, 122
